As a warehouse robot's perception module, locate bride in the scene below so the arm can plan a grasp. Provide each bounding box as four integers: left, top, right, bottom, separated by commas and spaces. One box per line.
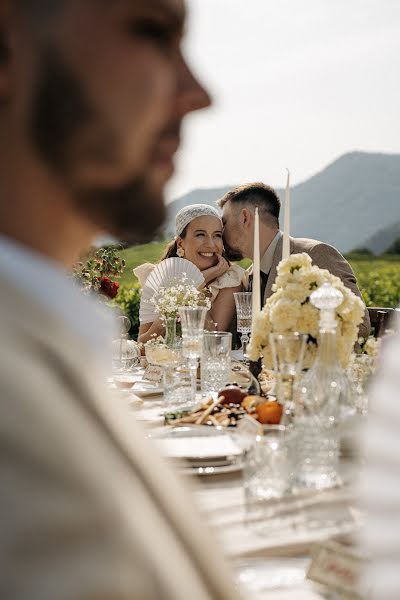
135, 204, 245, 344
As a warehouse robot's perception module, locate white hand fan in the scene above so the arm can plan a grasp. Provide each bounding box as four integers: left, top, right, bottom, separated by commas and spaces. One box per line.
140, 257, 205, 323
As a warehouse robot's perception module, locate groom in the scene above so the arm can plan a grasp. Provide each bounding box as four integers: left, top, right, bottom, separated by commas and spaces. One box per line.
219, 182, 370, 339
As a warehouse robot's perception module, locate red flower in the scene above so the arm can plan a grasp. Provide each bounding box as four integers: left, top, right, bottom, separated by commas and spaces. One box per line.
100, 276, 120, 299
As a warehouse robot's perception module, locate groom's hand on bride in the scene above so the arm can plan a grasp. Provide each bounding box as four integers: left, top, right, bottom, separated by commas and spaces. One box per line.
201, 255, 230, 285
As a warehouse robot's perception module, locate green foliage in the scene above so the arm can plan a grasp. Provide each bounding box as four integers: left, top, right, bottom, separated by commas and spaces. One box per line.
346, 248, 373, 257
386, 237, 400, 255
73, 245, 125, 291
349, 259, 400, 308
113, 283, 141, 339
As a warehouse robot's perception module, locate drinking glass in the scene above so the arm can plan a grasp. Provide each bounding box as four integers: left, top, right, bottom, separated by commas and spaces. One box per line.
242, 425, 296, 527
233, 292, 252, 359
201, 331, 232, 395
144, 336, 183, 405
179, 307, 208, 404
111, 316, 140, 373
269, 332, 307, 423
163, 363, 193, 409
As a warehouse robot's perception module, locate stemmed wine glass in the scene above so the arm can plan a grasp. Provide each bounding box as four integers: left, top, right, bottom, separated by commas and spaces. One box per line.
178, 306, 207, 405
233, 292, 253, 360
269, 332, 307, 423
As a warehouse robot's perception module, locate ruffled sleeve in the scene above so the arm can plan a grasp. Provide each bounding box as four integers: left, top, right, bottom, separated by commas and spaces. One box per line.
207, 264, 245, 301
133, 263, 155, 287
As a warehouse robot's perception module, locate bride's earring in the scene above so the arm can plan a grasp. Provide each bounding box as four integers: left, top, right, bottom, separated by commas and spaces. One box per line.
177, 247, 185, 258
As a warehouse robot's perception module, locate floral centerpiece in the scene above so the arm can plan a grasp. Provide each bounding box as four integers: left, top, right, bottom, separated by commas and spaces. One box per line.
144, 279, 211, 363
247, 253, 365, 369
150, 278, 211, 320
150, 278, 211, 346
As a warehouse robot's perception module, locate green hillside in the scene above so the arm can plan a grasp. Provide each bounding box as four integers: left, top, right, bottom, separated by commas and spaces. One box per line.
120, 242, 166, 286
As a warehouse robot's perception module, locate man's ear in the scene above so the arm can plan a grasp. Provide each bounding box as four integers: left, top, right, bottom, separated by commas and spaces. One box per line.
242, 207, 252, 229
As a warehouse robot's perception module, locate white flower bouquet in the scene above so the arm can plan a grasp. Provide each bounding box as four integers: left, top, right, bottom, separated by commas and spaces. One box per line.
247, 253, 365, 368
150, 279, 211, 320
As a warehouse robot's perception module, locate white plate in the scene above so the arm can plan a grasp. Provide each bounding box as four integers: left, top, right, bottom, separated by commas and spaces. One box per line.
151, 425, 245, 475
181, 461, 244, 476
130, 382, 163, 396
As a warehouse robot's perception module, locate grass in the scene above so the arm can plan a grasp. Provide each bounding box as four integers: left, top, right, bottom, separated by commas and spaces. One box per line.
120, 241, 166, 287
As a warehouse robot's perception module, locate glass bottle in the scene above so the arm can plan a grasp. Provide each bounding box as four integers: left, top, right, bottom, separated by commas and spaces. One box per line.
294, 283, 355, 490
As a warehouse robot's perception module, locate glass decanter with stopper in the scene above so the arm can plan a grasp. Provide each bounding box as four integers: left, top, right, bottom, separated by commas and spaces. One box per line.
294, 282, 355, 490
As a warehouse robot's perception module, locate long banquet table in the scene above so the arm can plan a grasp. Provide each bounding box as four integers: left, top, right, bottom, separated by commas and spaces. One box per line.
120, 382, 362, 600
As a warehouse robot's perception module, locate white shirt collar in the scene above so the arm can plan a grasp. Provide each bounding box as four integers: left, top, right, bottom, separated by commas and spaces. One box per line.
260, 230, 282, 274
0, 235, 115, 367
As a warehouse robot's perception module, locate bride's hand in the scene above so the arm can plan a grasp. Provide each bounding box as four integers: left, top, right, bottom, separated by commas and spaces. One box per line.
201, 254, 230, 285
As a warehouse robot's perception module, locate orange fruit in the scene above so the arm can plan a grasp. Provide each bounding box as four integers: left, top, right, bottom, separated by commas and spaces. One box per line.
242, 395, 265, 412
255, 401, 283, 425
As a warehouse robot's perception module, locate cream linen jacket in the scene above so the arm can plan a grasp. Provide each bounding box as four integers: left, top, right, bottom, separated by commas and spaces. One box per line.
248, 235, 370, 340
0, 273, 240, 600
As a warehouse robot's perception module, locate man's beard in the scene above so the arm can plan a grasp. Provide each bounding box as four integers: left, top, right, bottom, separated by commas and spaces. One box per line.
29, 48, 166, 244
223, 239, 244, 262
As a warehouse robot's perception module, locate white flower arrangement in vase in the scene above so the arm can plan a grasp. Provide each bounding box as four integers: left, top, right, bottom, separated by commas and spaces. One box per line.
150, 279, 211, 320
144, 279, 211, 367
247, 253, 365, 369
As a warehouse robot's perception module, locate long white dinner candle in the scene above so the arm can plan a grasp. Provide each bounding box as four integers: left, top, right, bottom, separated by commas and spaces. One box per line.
251, 207, 261, 324
282, 169, 291, 260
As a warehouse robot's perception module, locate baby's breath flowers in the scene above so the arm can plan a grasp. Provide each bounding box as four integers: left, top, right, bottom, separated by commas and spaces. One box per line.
247, 253, 365, 369
150, 276, 211, 320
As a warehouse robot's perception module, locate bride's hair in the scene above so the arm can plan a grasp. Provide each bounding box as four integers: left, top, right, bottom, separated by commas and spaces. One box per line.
160, 226, 188, 260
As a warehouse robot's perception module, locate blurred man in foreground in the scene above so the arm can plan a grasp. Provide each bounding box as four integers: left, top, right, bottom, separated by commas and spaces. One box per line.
0, 1, 240, 598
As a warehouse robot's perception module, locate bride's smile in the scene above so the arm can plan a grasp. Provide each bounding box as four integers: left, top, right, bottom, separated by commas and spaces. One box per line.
177, 215, 224, 271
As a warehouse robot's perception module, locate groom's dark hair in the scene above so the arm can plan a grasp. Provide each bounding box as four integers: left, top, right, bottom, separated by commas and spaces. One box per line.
217, 182, 281, 228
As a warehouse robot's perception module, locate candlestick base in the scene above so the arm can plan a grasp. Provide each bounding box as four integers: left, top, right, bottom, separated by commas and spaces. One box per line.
248, 358, 263, 396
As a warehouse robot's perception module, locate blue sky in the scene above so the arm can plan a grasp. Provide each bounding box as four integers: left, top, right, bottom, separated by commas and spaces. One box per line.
166, 0, 400, 200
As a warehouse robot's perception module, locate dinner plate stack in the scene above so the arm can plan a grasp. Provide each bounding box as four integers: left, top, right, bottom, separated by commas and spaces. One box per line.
139, 257, 205, 323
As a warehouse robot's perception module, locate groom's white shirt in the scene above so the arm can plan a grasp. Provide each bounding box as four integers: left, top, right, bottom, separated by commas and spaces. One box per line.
260, 230, 282, 274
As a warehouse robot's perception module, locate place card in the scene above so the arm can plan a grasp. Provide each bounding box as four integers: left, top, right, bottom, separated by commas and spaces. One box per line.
306, 540, 367, 599
143, 365, 163, 383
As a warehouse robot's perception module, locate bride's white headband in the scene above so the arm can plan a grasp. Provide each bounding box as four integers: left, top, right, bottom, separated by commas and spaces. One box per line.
175, 204, 222, 237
